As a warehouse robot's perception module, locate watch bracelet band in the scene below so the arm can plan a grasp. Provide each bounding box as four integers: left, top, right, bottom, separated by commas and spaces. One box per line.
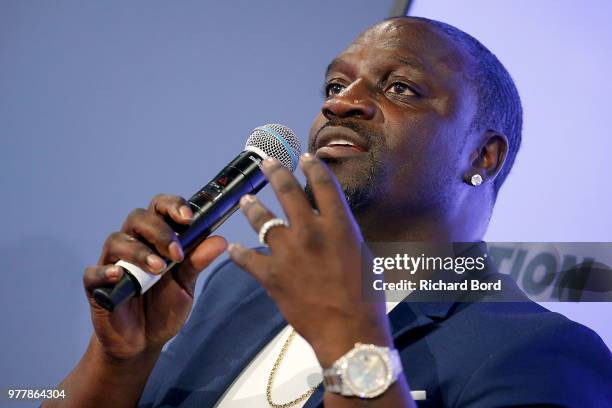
322, 344, 403, 397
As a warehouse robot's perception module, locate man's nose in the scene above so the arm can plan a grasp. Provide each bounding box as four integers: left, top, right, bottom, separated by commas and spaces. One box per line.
322, 79, 377, 120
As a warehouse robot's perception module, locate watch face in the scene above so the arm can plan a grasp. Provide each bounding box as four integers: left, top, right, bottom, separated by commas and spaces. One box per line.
344, 349, 390, 398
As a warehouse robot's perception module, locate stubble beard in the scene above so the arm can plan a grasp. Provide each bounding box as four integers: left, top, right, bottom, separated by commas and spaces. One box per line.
306, 119, 388, 215
304, 150, 387, 215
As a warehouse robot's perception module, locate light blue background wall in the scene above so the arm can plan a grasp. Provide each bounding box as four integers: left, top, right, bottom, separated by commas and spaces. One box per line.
1, 1, 610, 403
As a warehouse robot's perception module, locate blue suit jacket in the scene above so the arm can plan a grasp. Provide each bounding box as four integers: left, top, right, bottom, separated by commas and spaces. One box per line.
139, 254, 612, 407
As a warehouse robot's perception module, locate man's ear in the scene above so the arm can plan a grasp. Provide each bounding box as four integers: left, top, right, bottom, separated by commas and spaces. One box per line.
463, 130, 509, 185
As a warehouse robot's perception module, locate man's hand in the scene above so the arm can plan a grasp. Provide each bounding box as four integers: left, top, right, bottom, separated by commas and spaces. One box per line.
85, 193, 227, 362
229, 154, 414, 407
228, 154, 391, 366
44, 195, 226, 408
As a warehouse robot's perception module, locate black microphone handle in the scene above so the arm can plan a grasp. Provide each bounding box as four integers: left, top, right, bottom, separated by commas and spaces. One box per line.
93, 150, 267, 311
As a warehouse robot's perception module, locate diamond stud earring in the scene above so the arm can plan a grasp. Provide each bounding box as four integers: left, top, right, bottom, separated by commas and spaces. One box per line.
470, 174, 483, 186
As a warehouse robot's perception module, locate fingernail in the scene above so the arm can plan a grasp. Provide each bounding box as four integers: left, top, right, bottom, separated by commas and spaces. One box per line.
240, 194, 256, 206
262, 157, 277, 168
228, 243, 248, 263
179, 205, 193, 220
106, 266, 122, 279
301, 152, 314, 161
228, 242, 242, 254
146, 254, 166, 271
168, 241, 184, 262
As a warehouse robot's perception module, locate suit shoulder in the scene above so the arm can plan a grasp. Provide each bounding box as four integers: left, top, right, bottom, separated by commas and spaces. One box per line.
456, 305, 612, 407
465, 299, 606, 344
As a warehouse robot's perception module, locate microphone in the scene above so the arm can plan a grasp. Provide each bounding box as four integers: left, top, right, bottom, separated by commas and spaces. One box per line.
93, 124, 302, 311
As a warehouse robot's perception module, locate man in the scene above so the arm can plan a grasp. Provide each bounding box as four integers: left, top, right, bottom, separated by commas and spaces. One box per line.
46, 16, 611, 407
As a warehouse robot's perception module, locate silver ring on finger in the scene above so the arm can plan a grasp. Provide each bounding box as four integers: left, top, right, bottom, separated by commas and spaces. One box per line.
258, 218, 288, 246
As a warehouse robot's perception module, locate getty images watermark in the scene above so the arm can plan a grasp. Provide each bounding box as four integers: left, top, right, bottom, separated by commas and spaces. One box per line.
360, 242, 612, 302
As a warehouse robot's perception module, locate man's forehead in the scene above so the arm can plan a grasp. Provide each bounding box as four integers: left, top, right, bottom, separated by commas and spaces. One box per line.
339, 18, 470, 74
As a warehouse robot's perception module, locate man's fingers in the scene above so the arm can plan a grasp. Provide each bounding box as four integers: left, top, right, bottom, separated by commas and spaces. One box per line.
149, 194, 193, 225
239, 195, 287, 246
121, 208, 184, 263
173, 236, 228, 294
300, 153, 349, 219
228, 243, 271, 286
260, 157, 313, 225
101, 232, 167, 274
83, 265, 124, 294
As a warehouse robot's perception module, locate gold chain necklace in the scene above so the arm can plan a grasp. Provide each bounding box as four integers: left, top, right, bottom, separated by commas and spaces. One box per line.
266, 328, 322, 408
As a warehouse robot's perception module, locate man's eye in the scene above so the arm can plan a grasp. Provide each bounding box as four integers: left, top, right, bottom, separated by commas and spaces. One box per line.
387, 82, 416, 96
325, 83, 345, 97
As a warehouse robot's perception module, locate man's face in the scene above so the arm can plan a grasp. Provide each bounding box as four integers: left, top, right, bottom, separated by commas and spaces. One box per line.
307, 19, 478, 217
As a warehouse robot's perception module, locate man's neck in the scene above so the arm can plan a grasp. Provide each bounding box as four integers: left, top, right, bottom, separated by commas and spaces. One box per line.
355, 205, 487, 243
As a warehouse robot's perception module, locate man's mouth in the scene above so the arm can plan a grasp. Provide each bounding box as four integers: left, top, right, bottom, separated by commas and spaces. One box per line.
314, 126, 369, 159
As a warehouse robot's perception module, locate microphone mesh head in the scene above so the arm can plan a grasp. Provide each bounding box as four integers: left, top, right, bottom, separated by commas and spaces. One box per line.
245, 124, 302, 171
